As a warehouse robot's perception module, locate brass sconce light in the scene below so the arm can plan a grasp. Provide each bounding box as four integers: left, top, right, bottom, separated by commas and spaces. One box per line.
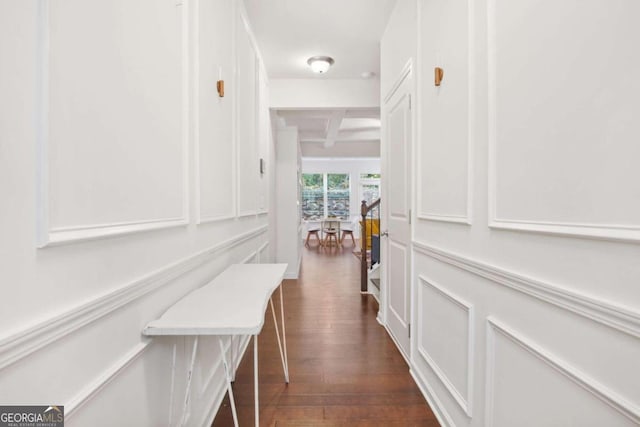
217, 80, 225, 97
434, 67, 444, 86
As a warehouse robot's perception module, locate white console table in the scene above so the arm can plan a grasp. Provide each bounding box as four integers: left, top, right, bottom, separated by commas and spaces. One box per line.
143, 263, 289, 427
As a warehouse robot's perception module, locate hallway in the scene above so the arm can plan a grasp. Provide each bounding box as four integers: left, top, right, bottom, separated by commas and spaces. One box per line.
212, 245, 438, 426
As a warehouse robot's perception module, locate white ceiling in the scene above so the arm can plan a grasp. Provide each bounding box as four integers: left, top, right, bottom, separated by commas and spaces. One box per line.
278, 108, 380, 158
243, 0, 397, 79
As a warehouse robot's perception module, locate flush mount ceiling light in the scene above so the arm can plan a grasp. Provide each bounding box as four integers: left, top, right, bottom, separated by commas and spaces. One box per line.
307, 56, 334, 74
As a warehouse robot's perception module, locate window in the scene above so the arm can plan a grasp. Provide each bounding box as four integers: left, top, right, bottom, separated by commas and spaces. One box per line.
302, 174, 324, 220
360, 173, 381, 180
301, 173, 350, 220
360, 173, 381, 205
361, 183, 380, 205
327, 174, 350, 218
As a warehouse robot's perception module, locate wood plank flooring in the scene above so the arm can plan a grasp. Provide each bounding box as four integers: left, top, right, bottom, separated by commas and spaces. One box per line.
211, 243, 438, 426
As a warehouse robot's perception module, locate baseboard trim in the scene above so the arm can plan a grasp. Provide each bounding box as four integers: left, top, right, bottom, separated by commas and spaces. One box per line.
0, 225, 268, 370
412, 240, 640, 338
382, 324, 410, 367
410, 367, 456, 427
283, 252, 302, 279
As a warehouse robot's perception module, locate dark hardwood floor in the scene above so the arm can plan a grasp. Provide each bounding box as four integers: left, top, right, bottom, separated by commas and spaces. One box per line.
211, 242, 439, 426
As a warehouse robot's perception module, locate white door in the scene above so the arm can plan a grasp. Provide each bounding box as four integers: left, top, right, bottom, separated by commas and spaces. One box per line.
383, 70, 413, 359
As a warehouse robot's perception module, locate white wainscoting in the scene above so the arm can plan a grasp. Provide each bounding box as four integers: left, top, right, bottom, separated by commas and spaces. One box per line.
0, 225, 268, 370
257, 241, 269, 263
412, 240, 640, 339
417, 275, 474, 417
65, 340, 152, 419
487, 0, 640, 242
54, 229, 265, 424
485, 317, 640, 426
416, 0, 474, 225
36, 0, 189, 247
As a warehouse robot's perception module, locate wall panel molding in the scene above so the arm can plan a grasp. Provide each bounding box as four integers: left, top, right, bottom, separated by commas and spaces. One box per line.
417, 276, 474, 417
65, 340, 152, 419
485, 317, 640, 426
0, 225, 268, 370
194, 0, 237, 225
257, 241, 269, 262
412, 240, 640, 338
486, 0, 640, 243
36, 0, 190, 248
415, 0, 474, 225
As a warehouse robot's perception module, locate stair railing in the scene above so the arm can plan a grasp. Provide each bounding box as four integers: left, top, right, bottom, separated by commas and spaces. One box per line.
360, 198, 381, 292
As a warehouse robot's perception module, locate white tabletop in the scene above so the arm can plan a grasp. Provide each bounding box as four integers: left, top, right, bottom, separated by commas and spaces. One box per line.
143, 263, 287, 336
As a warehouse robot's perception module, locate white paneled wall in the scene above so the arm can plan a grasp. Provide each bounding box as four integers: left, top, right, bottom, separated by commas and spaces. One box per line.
381, 0, 640, 426
0, 0, 272, 425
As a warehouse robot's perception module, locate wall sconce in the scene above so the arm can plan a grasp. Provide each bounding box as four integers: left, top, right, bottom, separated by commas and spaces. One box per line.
259, 158, 265, 175
434, 67, 444, 86
217, 80, 225, 97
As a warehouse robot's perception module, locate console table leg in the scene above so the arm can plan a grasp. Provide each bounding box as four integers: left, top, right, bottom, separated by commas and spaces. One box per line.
270, 297, 289, 383
218, 337, 239, 427
168, 343, 177, 426
254, 334, 259, 427
279, 283, 290, 382
180, 336, 199, 427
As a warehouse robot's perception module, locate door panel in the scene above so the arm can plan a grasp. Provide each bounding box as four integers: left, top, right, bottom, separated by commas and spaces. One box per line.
385, 71, 413, 358
388, 241, 408, 328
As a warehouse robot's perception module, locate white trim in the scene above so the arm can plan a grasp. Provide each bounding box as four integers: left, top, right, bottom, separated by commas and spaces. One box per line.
486, 0, 640, 243
387, 240, 409, 330
415, 0, 474, 226
417, 214, 471, 225
0, 225, 268, 370
181, 0, 190, 228
412, 240, 640, 338
239, 251, 258, 265
386, 92, 411, 221
283, 251, 302, 279
410, 368, 456, 427
235, 6, 261, 219
231, 0, 239, 220
198, 215, 238, 225
257, 241, 269, 262
44, 218, 189, 247
417, 276, 474, 417
383, 59, 413, 105
383, 323, 410, 366
65, 341, 152, 419
485, 317, 640, 425
35, 0, 50, 248
300, 156, 381, 161
36, 0, 190, 248
489, 218, 640, 243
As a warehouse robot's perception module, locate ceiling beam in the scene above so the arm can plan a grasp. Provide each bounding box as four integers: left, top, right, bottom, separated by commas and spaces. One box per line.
324, 110, 346, 148
300, 129, 380, 143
